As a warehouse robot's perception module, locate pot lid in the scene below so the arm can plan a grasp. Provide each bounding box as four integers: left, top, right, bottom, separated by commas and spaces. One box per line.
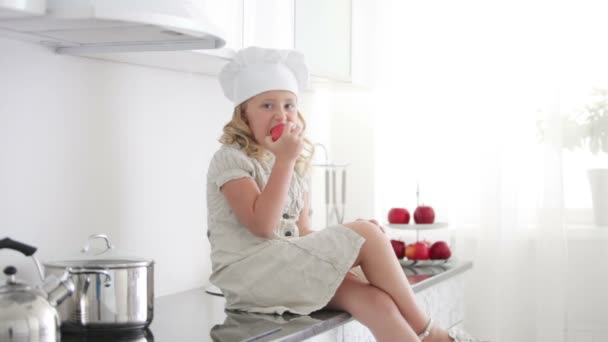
44, 234, 154, 269
0, 281, 32, 294
0, 266, 32, 294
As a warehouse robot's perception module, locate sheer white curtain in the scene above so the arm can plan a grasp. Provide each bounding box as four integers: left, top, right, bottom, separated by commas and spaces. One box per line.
370, 1, 608, 341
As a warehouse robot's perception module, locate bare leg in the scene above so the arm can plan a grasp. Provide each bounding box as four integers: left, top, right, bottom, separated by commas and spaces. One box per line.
344, 220, 453, 342
325, 272, 419, 342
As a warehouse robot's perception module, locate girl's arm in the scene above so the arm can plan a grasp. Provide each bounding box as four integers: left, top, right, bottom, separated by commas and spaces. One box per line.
222, 122, 304, 238
221, 159, 295, 238
296, 192, 314, 236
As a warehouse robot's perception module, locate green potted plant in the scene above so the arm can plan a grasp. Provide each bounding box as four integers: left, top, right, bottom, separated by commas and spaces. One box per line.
538, 88, 608, 226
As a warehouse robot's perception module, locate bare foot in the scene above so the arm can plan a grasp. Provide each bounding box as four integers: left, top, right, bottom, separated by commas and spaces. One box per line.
425, 326, 480, 342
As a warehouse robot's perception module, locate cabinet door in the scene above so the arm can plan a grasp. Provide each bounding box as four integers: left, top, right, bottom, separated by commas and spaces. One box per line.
196, 0, 244, 50
295, 0, 352, 81
243, 0, 295, 49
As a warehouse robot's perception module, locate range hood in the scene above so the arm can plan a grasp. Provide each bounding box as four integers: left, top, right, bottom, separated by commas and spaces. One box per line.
0, 0, 226, 54
0, 0, 46, 18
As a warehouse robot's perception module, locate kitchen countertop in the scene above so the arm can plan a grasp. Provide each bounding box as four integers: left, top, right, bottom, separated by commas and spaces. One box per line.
61, 260, 472, 342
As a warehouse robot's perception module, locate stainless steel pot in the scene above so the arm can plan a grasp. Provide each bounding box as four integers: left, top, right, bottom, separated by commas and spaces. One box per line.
44, 234, 154, 332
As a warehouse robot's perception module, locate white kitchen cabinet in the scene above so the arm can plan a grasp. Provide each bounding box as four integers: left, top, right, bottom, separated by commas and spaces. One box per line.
199, 0, 297, 51
196, 0, 244, 51
59, 0, 299, 75
295, 0, 352, 82
75, 0, 361, 81
243, 0, 295, 50
0, 0, 370, 84
242, 0, 358, 83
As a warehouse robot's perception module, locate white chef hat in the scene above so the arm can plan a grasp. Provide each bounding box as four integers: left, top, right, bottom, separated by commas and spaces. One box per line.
218, 46, 309, 106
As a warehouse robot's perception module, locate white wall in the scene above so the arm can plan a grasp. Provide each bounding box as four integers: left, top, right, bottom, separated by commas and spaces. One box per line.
0, 37, 230, 296
302, 84, 376, 229
330, 89, 376, 222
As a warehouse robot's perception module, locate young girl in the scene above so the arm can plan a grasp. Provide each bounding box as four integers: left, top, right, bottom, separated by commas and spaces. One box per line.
207, 46, 477, 342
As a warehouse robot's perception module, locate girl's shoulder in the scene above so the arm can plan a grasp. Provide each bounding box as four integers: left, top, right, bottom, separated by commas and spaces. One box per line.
215, 143, 245, 157
210, 144, 253, 167
214, 143, 276, 167
207, 144, 259, 188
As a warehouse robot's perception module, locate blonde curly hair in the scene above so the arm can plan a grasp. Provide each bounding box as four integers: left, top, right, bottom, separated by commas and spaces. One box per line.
219, 102, 314, 176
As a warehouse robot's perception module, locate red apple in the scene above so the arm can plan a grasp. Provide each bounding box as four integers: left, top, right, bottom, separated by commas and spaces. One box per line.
390, 240, 406, 259
405, 243, 416, 259
271, 123, 285, 142
388, 208, 410, 224
405, 242, 430, 260
429, 241, 451, 260
414, 206, 435, 224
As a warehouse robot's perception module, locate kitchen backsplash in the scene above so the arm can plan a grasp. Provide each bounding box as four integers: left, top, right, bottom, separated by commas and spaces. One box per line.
0, 37, 229, 296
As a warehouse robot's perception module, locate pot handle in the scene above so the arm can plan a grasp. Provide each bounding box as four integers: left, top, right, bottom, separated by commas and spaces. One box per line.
67, 268, 112, 288
80, 234, 114, 253
45, 269, 112, 307
0, 237, 37, 256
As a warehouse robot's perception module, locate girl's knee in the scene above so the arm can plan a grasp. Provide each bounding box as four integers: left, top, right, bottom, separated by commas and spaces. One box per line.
344, 220, 384, 240
367, 288, 400, 313
349, 286, 401, 321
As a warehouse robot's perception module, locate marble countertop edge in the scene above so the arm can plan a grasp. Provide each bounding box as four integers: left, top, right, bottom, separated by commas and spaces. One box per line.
141, 260, 474, 342
409, 260, 473, 292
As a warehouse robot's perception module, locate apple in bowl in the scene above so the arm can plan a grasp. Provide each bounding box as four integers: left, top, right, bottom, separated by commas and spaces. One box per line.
429, 240, 451, 260
405, 242, 430, 260
390, 240, 406, 259
388, 208, 410, 224
413, 205, 435, 224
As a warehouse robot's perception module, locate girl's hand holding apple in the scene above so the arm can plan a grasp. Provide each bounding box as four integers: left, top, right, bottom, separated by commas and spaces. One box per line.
265, 122, 304, 164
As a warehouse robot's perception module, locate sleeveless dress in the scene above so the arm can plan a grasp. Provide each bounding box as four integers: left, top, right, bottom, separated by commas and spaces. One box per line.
206, 144, 365, 315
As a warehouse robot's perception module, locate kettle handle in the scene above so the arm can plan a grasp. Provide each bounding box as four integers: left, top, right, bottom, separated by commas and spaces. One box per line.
0, 238, 37, 256
0, 238, 46, 282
